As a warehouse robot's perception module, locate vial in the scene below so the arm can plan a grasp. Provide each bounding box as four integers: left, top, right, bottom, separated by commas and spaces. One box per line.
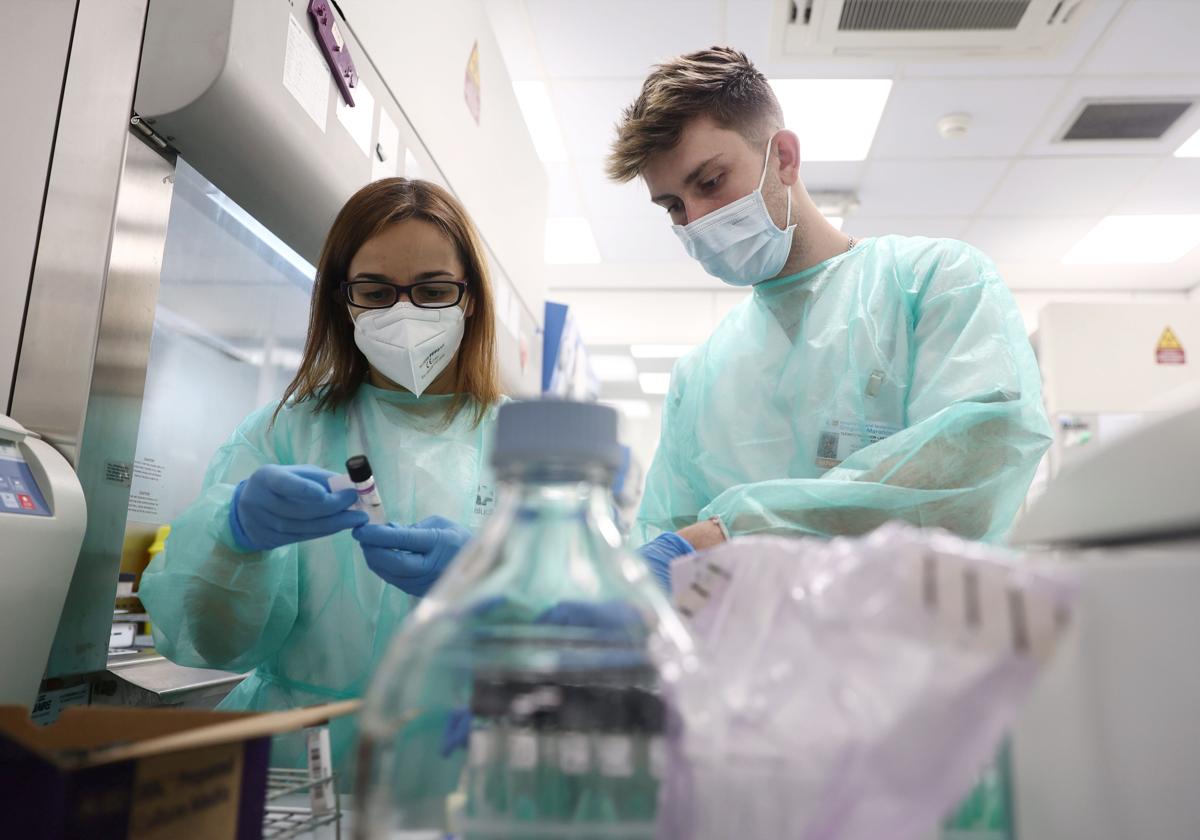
345, 454, 387, 525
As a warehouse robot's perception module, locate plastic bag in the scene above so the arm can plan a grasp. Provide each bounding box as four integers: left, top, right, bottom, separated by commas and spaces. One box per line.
660, 523, 1074, 840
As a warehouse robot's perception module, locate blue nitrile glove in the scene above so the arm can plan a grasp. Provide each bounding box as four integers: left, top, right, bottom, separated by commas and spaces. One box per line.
636, 532, 695, 592
352, 515, 472, 597
230, 464, 367, 552
441, 706, 474, 758
535, 600, 643, 632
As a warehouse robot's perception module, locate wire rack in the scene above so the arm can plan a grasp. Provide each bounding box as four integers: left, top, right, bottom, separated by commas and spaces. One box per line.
262, 767, 342, 839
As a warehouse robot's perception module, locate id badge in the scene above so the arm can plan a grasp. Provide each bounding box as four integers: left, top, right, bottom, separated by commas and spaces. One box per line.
816, 418, 902, 469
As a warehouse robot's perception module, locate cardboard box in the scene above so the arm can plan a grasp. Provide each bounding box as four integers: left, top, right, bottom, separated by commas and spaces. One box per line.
0, 700, 359, 840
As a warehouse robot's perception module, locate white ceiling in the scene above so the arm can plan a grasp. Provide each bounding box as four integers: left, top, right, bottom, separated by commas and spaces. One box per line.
484, 0, 1200, 296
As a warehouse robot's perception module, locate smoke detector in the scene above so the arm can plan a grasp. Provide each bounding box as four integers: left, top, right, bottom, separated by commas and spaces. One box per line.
937, 113, 973, 139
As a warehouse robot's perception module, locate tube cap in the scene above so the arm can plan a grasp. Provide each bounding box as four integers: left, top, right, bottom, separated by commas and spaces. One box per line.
492, 400, 622, 473
346, 454, 373, 483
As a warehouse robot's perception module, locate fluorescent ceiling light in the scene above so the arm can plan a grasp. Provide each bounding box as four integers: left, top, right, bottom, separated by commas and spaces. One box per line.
769, 79, 892, 162
545, 217, 601, 264
513, 81, 568, 163
1176, 128, 1200, 157
590, 354, 639, 382
1063, 214, 1200, 264
639, 372, 672, 395
827, 216, 844, 231
602, 399, 652, 419
630, 344, 695, 359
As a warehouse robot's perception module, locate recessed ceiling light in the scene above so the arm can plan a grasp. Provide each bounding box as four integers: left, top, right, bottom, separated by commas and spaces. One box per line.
1062, 215, 1200, 264
512, 81, 568, 163
589, 354, 638, 382
630, 344, 695, 359
638, 372, 672, 395
1176, 127, 1200, 158
545, 217, 601, 264
769, 79, 893, 162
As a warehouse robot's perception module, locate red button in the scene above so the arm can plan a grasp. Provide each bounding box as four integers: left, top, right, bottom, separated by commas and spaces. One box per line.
18, 495, 34, 510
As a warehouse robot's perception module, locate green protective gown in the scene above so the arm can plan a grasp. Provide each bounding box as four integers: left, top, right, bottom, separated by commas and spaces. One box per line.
634, 235, 1052, 545
139, 385, 503, 783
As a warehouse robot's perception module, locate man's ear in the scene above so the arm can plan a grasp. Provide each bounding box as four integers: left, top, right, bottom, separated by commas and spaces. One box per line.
774, 129, 801, 187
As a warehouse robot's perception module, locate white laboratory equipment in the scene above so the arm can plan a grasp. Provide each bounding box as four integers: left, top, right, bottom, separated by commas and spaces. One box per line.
0, 415, 86, 709
1008, 397, 1200, 839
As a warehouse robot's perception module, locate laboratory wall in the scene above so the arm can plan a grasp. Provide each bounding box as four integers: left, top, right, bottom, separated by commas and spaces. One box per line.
0, 0, 76, 411
1037, 302, 1200, 415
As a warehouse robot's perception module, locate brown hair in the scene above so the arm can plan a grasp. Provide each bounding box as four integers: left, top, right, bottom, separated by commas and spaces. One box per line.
607, 47, 783, 183
275, 178, 501, 427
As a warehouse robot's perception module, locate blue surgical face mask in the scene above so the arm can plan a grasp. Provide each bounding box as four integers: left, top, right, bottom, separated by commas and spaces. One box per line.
671, 135, 795, 287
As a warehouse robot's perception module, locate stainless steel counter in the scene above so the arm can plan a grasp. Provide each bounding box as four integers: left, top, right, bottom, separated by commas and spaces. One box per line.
93, 648, 246, 709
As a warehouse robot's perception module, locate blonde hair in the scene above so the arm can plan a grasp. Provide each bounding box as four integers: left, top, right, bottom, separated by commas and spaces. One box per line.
607, 47, 783, 183
276, 178, 501, 428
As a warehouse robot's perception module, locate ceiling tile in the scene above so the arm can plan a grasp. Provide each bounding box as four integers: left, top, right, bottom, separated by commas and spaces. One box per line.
590, 214, 688, 263
963, 216, 1099, 263
526, 0, 723, 79
575, 157, 664, 219
548, 288, 720, 343
551, 79, 645, 161
843, 216, 971, 240
983, 157, 1156, 216
998, 260, 1200, 292
1081, 0, 1200, 77
722, 0, 773, 70
1114, 157, 1200, 214
801, 161, 866, 190
858, 159, 1008, 216
870, 78, 1067, 160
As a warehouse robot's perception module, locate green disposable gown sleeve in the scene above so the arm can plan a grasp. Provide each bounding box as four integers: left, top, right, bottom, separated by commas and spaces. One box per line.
139, 403, 301, 672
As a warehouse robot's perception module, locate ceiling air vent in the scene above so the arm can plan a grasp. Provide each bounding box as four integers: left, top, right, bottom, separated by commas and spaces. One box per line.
777, 0, 1090, 58
1061, 100, 1194, 142
838, 0, 1031, 32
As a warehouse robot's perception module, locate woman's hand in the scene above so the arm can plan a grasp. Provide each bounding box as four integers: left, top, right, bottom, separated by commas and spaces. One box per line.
229, 465, 367, 551
353, 515, 472, 596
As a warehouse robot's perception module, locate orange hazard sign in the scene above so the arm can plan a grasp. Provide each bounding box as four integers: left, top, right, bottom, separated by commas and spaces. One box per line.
1156, 326, 1186, 365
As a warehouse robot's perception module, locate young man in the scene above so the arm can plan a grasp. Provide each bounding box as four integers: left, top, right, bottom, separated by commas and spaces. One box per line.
609, 48, 1052, 581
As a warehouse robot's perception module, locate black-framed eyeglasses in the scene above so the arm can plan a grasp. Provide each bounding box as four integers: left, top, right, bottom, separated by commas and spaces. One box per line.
341, 279, 468, 310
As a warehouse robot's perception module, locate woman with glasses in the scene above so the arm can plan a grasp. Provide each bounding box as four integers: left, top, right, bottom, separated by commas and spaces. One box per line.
140, 178, 504, 781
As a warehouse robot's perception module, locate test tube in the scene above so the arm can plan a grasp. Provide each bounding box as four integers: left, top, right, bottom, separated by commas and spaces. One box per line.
345, 455, 387, 525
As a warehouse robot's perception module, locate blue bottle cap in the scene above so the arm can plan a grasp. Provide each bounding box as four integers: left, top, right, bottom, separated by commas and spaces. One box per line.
492, 400, 623, 473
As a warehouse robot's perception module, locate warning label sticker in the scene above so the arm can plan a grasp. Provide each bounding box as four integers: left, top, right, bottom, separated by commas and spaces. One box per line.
1156, 326, 1186, 365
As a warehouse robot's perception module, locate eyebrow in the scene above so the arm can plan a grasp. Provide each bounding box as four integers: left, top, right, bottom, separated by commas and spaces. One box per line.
351, 270, 457, 283
650, 154, 724, 205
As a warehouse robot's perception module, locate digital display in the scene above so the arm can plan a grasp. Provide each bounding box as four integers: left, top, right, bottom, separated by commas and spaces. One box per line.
0, 441, 51, 516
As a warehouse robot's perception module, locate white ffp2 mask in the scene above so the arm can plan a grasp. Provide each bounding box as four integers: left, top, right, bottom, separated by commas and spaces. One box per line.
352, 302, 466, 397
672, 135, 795, 287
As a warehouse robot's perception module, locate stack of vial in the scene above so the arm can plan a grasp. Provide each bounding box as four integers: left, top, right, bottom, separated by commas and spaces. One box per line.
459, 671, 666, 835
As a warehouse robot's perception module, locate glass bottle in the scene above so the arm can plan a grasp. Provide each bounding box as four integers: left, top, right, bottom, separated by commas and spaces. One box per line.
355, 400, 695, 839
